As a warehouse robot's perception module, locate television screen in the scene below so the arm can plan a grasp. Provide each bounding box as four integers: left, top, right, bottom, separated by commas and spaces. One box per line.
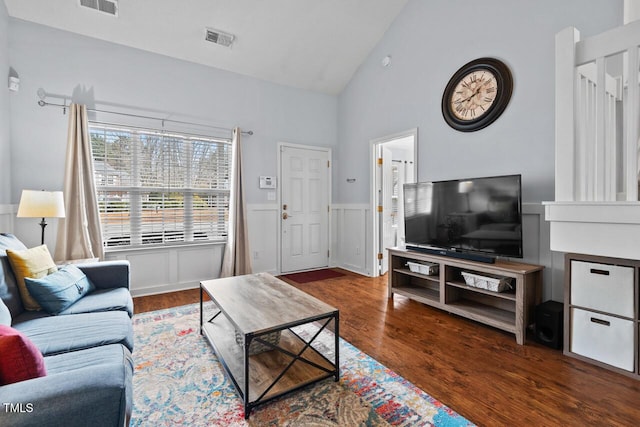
403, 174, 522, 259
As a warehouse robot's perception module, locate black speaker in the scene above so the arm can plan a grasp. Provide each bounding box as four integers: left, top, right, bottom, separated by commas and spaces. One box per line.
535, 301, 564, 350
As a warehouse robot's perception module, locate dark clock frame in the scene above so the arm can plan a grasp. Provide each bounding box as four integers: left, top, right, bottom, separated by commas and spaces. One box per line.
441, 57, 513, 132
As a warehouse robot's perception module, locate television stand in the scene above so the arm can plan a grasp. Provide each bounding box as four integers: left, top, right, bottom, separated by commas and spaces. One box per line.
406, 245, 496, 264
388, 247, 543, 344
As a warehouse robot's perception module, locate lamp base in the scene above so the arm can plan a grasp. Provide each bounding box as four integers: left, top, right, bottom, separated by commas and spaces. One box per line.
39, 218, 47, 245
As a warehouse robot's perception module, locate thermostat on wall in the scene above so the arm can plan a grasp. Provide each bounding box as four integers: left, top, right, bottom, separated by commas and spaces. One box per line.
259, 176, 276, 189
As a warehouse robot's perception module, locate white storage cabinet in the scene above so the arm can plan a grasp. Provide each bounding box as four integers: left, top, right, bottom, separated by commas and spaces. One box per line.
565, 253, 640, 378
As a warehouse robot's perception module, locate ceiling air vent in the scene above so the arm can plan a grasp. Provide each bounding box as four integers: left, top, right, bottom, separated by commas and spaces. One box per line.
205, 28, 235, 47
79, 0, 118, 16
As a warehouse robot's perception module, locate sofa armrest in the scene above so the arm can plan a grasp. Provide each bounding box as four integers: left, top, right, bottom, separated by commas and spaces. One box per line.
0, 363, 131, 427
78, 261, 130, 290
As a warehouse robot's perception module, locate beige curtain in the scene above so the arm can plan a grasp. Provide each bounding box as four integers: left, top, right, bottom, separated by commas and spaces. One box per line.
220, 127, 252, 277
54, 104, 104, 261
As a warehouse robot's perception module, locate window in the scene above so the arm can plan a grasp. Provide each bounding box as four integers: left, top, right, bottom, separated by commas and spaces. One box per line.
90, 124, 232, 248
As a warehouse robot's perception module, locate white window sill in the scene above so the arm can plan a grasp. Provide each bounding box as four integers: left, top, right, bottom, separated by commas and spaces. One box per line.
104, 240, 226, 254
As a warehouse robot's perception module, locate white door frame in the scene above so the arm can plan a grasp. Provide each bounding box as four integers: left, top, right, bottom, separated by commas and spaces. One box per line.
277, 142, 332, 274
370, 128, 418, 277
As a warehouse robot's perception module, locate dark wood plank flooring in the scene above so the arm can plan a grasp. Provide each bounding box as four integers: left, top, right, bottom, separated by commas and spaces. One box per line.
133, 269, 640, 426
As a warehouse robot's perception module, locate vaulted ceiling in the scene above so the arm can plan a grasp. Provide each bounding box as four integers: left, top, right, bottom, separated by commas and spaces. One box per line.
4, 0, 409, 95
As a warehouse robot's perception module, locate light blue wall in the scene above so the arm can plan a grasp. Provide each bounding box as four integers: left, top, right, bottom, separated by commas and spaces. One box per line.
8, 19, 337, 246
336, 0, 623, 204
0, 3, 11, 204
5, 2, 626, 247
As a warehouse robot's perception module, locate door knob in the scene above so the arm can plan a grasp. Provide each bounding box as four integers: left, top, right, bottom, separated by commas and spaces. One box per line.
283, 212, 289, 220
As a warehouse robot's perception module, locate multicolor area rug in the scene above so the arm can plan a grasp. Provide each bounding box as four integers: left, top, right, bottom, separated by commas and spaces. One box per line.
280, 268, 346, 284
132, 303, 474, 426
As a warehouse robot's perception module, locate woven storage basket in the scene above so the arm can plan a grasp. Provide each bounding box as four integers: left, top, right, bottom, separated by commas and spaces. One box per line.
406, 261, 439, 275
461, 272, 513, 293
235, 330, 281, 355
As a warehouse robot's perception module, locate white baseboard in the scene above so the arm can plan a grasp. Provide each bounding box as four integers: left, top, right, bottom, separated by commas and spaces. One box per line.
130, 281, 200, 298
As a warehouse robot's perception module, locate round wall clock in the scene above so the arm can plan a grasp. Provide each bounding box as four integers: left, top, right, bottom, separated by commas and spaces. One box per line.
441, 57, 513, 132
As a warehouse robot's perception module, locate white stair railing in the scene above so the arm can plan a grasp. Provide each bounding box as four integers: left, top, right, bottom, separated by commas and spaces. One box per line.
555, 21, 640, 202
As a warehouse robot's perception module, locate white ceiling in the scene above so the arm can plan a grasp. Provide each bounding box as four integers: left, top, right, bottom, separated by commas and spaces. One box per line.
4, 0, 408, 95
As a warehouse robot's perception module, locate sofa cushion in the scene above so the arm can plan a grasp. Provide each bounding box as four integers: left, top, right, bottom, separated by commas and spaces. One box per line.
0, 298, 10, 326
0, 345, 133, 427
13, 311, 134, 355
44, 343, 133, 374
0, 233, 28, 319
58, 287, 134, 318
43, 344, 133, 420
0, 325, 47, 385
25, 265, 96, 315
79, 261, 131, 290
6, 245, 58, 311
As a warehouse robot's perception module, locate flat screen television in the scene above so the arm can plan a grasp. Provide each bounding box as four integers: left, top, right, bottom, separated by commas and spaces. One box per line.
403, 174, 522, 263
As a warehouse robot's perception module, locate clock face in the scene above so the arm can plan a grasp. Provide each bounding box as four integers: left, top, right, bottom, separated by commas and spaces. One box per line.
442, 58, 513, 132
450, 69, 498, 121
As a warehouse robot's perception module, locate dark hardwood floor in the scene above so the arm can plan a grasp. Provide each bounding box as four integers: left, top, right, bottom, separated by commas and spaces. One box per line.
133, 269, 640, 426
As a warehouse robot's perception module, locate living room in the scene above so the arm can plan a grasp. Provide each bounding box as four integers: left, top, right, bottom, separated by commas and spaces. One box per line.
2, 0, 640, 425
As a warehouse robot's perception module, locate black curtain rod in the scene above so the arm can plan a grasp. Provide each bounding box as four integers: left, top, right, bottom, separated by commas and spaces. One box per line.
37, 99, 254, 136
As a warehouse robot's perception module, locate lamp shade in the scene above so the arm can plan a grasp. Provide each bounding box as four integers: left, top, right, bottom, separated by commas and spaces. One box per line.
458, 181, 474, 194
17, 190, 66, 218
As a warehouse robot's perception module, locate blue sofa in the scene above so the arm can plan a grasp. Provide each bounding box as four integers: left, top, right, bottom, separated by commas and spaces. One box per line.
0, 233, 134, 427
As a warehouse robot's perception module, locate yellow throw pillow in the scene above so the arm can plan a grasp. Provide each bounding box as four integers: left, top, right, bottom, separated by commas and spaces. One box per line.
6, 245, 58, 311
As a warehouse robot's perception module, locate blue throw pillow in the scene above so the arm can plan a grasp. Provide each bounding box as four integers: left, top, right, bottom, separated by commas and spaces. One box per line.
24, 265, 96, 315
0, 299, 11, 326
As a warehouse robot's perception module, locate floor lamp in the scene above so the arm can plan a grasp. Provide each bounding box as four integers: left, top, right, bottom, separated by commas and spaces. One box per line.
17, 190, 66, 245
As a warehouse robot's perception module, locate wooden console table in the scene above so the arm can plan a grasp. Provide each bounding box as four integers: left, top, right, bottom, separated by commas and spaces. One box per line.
388, 247, 543, 344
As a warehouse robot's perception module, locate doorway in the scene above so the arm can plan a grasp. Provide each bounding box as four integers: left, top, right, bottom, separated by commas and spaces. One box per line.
371, 129, 417, 276
279, 143, 331, 273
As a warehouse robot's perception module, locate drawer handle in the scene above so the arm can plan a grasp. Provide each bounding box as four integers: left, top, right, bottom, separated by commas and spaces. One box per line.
590, 317, 610, 327
589, 268, 610, 276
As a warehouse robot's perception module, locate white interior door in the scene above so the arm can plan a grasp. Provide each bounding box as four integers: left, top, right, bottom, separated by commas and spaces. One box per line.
380, 147, 395, 274
280, 145, 330, 273
371, 128, 417, 278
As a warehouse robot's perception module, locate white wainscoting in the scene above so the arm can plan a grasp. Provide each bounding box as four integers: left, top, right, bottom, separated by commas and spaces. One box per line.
1, 201, 564, 302
245, 203, 373, 276
521, 203, 564, 302
246, 204, 279, 275
0, 204, 15, 234
331, 204, 372, 276
327, 203, 563, 301
103, 204, 277, 297
104, 242, 225, 297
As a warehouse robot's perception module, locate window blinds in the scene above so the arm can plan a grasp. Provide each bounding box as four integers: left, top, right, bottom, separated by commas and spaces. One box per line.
90, 124, 232, 247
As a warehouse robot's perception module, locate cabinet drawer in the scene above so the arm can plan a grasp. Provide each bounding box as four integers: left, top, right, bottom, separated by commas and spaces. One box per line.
570, 308, 635, 372
570, 261, 634, 318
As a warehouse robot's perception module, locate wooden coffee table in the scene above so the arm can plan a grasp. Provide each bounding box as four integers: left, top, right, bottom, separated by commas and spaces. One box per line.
200, 272, 340, 419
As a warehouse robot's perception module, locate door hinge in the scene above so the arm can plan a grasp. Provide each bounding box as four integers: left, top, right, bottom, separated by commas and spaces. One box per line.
327, 160, 330, 167
377, 253, 383, 260
377, 157, 383, 165
377, 205, 383, 213
328, 250, 330, 258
